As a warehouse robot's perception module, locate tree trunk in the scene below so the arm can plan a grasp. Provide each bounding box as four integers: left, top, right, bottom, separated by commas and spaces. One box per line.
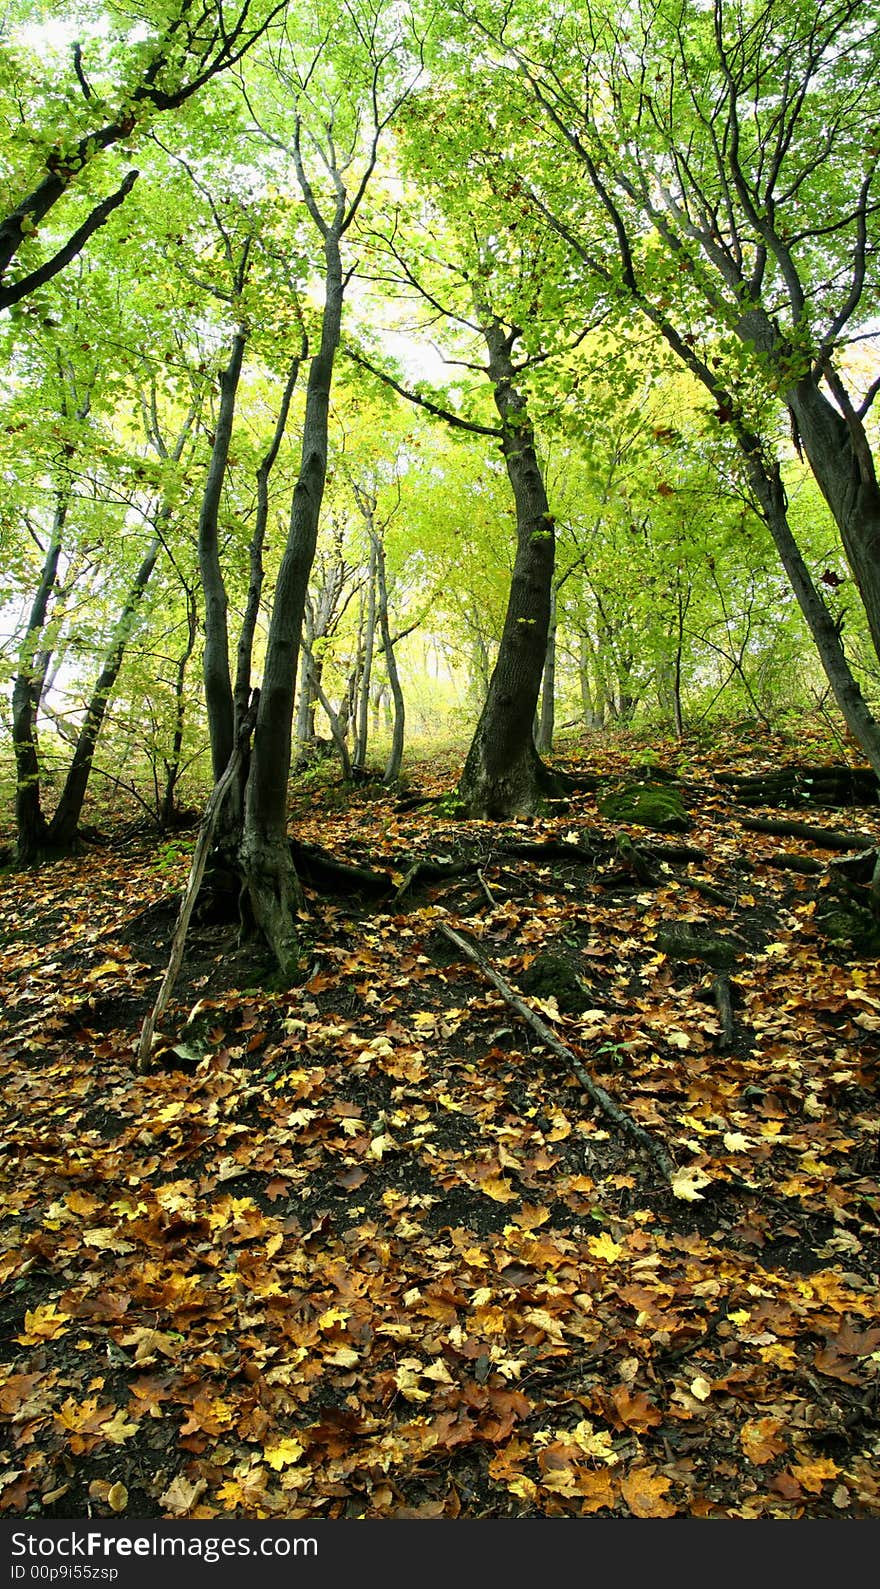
199, 330, 246, 786
743, 435, 880, 780
458, 317, 560, 818
12, 491, 67, 863
47, 533, 162, 851
535, 583, 557, 754
240, 232, 344, 970
354, 541, 377, 770
371, 532, 405, 784
160, 583, 197, 829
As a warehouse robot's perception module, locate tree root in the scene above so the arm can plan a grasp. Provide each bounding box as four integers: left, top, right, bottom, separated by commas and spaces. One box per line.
436, 920, 676, 1183
740, 816, 875, 851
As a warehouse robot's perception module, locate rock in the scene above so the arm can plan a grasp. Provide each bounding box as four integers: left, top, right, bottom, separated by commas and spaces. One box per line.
598, 781, 691, 833
518, 951, 597, 1014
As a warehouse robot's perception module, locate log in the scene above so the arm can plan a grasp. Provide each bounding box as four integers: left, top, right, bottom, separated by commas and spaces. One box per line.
436, 920, 676, 1183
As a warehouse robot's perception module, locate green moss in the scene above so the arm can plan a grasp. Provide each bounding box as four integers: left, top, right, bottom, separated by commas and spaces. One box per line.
597, 780, 690, 832
654, 923, 737, 969
518, 951, 595, 1014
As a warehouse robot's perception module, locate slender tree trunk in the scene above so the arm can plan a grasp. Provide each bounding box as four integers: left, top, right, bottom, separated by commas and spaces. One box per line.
354, 542, 377, 770
240, 232, 344, 969
371, 532, 405, 784
535, 584, 557, 754
47, 532, 162, 850
160, 583, 197, 829
12, 491, 67, 863
199, 330, 246, 786
459, 317, 560, 818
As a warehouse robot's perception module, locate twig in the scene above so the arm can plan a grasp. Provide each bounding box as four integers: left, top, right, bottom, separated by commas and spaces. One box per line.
135, 691, 259, 1073
437, 920, 676, 1183
476, 868, 497, 908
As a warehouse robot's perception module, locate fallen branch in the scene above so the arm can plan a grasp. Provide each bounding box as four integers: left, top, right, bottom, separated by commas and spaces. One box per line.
135, 691, 259, 1073
436, 920, 676, 1183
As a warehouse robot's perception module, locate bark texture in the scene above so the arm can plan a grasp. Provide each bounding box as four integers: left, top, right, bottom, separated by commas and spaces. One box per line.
459, 316, 558, 818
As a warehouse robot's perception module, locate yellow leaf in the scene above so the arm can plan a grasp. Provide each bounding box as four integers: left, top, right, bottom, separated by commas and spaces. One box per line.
670, 1167, 712, 1202
19, 1303, 70, 1343
393, 1365, 430, 1402
107, 1482, 128, 1513
263, 1437, 305, 1470
740, 1416, 787, 1466
689, 1375, 712, 1401
587, 1232, 623, 1263
103, 1410, 139, 1444
480, 1175, 518, 1204
723, 1132, 750, 1152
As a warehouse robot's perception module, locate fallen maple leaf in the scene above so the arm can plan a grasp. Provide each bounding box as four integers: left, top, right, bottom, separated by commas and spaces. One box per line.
159, 1474, 208, 1515
263, 1436, 305, 1470
670, 1167, 713, 1201
620, 1466, 677, 1517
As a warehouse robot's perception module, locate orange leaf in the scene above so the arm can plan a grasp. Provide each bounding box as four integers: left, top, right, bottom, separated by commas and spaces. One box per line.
620, 1467, 677, 1518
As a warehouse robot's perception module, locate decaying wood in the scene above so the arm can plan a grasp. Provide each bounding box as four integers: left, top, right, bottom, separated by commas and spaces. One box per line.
136, 690, 260, 1073
740, 816, 875, 851
437, 919, 676, 1183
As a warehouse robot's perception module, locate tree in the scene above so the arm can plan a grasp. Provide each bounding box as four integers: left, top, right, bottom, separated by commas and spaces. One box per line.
0, 0, 285, 312
456, 0, 880, 770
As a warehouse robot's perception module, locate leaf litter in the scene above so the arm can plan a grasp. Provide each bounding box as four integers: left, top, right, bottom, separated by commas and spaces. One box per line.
0, 729, 879, 1521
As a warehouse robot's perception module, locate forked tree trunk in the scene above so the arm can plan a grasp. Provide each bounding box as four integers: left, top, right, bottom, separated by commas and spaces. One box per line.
239, 232, 344, 970
459, 316, 560, 818
46, 531, 162, 851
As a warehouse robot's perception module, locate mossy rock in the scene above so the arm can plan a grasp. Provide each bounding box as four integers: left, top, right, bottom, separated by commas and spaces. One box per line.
598, 781, 691, 833
518, 951, 596, 1014
815, 903, 880, 954
654, 923, 738, 970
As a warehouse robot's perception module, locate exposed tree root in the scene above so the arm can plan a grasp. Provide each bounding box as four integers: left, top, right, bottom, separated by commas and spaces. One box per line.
740, 815, 875, 850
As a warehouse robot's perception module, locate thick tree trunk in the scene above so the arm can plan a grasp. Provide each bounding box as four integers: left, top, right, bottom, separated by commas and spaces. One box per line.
240, 233, 344, 970
12, 491, 67, 863
459, 317, 560, 818
786, 379, 880, 664
743, 436, 880, 780
47, 533, 162, 851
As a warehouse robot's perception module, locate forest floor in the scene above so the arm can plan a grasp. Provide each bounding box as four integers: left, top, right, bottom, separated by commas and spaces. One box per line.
0, 724, 879, 1522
